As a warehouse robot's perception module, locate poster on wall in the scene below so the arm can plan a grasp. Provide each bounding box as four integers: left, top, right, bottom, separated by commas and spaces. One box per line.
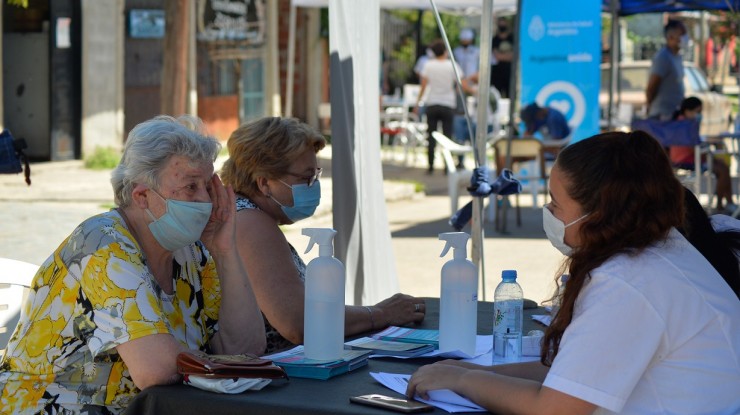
197, 0, 265, 44
519, 0, 600, 143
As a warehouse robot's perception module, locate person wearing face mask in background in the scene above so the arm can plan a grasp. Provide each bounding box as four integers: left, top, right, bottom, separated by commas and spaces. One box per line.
0, 115, 266, 414
646, 19, 688, 120
671, 96, 736, 213
406, 131, 740, 415
220, 117, 426, 354
491, 16, 514, 98
453, 29, 479, 83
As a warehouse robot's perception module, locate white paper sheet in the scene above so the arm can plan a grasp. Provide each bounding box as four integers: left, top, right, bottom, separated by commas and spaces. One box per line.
532, 314, 553, 326
369, 372, 486, 413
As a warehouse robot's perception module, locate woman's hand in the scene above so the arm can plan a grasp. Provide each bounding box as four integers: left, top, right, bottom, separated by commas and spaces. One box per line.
200, 174, 237, 258
374, 293, 426, 327
406, 362, 470, 400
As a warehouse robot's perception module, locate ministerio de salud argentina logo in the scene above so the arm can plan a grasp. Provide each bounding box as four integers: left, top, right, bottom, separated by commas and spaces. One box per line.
536, 81, 586, 131
528, 15, 545, 41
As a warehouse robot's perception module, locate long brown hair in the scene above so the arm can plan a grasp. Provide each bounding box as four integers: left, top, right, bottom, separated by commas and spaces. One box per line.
541, 131, 685, 365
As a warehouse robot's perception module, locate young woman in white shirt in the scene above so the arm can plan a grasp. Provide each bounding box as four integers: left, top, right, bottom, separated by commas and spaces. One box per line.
407, 131, 740, 415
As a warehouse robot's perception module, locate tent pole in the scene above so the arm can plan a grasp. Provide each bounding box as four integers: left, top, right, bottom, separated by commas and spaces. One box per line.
285, 2, 297, 118
501, 0, 523, 234
608, 0, 619, 130
474, 0, 495, 301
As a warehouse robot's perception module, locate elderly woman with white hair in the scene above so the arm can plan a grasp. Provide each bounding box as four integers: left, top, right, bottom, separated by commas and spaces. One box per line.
0, 115, 265, 414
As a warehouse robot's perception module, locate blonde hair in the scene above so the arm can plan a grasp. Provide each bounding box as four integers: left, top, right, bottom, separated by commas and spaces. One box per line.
220, 117, 326, 198
111, 115, 220, 207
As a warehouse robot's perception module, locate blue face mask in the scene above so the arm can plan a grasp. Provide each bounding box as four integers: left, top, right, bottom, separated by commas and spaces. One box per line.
271, 179, 321, 223
146, 190, 212, 251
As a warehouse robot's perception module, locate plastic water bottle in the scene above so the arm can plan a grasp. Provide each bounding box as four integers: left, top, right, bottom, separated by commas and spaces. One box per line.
302, 228, 345, 361
551, 274, 569, 317
493, 270, 523, 362
438, 232, 478, 356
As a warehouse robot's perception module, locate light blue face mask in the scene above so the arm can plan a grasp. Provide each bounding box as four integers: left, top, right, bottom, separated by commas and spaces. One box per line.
146, 190, 212, 251
271, 179, 321, 223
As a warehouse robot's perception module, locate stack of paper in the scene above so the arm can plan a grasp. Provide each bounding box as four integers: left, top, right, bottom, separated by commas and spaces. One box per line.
371, 326, 439, 347
265, 346, 371, 380
345, 337, 435, 358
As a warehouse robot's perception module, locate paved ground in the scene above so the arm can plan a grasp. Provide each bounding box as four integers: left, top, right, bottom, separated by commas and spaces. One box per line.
0, 147, 574, 305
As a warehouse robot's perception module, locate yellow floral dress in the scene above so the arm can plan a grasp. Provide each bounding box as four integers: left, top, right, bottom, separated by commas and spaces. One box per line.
0, 210, 221, 414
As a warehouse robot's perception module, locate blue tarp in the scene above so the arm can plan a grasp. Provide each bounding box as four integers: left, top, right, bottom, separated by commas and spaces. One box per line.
604, 0, 740, 16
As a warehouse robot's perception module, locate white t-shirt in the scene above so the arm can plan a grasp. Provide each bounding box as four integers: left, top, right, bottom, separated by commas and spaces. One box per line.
543, 228, 740, 415
420, 58, 461, 109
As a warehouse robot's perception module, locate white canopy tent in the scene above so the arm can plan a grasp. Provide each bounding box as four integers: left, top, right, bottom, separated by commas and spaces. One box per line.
292, 0, 515, 10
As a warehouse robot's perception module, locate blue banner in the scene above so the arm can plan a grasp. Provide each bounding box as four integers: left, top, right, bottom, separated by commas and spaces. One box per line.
519, 0, 600, 143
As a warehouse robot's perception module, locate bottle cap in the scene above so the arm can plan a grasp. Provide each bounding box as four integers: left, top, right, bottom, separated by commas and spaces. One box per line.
302, 228, 337, 256
438, 232, 470, 259
501, 270, 517, 281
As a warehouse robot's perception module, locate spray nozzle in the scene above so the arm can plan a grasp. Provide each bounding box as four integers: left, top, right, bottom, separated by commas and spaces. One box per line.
302, 228, 337, 256
439, 232, 470, 259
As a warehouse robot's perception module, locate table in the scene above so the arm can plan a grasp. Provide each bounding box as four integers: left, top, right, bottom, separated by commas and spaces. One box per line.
123, 299, 548, 415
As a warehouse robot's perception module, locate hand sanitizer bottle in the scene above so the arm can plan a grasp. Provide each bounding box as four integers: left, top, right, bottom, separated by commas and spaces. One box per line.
302, 228, 345, 361
493, 270, 523, 362
438, 232, 478, 356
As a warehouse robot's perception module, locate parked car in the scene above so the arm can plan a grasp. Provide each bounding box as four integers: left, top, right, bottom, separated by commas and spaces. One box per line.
599, 60, 732, 135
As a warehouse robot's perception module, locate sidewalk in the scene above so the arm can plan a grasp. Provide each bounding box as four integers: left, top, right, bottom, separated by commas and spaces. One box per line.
0, 148, 563, 304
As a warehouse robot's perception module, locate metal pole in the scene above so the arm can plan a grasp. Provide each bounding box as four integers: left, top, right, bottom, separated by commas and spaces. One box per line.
285, 2, 297, 118
608, 0, 619, 130
501, 0, 523, 233
473, 0, 494, 301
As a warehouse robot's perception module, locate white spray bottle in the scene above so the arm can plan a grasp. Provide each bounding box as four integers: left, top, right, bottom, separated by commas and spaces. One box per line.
302, 228, 345, 361
438, 232, 478, 356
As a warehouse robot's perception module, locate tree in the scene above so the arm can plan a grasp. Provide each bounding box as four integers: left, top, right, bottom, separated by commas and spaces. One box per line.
161, 0, 190, 116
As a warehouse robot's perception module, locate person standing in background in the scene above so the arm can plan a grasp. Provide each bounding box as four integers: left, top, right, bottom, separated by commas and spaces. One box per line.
491, 17, 514, 98
453, 29, 479, 81
646, 19, 687, 119
415, 39, 461, 175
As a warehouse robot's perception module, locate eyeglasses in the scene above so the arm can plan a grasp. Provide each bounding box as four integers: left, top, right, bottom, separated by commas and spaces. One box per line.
284, 167, 322, 187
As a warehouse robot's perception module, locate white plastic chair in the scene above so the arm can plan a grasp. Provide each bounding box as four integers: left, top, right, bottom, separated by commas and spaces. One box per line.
430, 131, 476, 215
0, 258, 39, 357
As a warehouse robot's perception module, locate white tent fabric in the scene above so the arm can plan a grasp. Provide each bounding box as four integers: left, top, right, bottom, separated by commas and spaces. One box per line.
328, 0, 399, 306
294, 0, 516, 11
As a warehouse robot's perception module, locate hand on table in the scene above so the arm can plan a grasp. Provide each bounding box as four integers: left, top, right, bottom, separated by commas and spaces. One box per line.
374, 294, 426, 327
406, 362, 470, 400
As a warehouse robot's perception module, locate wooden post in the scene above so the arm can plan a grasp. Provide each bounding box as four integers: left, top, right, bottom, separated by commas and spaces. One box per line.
161, 0, 189, 116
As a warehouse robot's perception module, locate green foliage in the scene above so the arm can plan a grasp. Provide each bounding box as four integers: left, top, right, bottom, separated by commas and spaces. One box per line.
386, 10, 466, 87
7, 0, 28, 8
84, 147, 121, 170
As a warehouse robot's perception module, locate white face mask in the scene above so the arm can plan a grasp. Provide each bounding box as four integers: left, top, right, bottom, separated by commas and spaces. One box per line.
542, 206, 588, 256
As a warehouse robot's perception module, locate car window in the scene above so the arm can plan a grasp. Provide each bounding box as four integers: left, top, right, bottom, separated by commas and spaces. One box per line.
690, 67, 711, 92
600, 67, 648, 92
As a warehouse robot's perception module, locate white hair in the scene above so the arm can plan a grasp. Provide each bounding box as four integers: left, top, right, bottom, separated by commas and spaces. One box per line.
111, 115, 221, 207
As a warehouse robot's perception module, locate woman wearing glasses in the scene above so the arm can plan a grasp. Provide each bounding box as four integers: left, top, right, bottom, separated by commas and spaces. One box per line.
220, 117, 426, 354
